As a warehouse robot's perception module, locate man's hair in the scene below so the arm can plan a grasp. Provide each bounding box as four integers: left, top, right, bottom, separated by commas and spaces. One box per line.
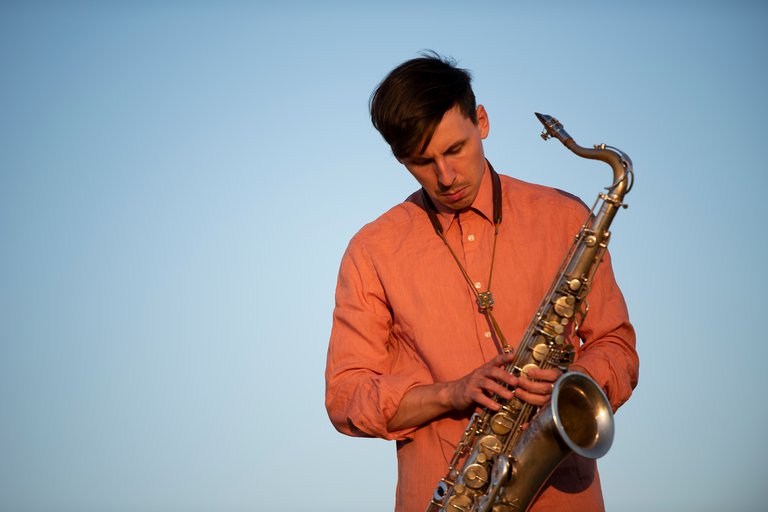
369, 52, 477, 160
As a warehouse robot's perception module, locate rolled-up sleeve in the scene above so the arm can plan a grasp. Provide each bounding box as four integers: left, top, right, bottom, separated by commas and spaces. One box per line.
572, 250, 639, 412
325, 235, 432, 441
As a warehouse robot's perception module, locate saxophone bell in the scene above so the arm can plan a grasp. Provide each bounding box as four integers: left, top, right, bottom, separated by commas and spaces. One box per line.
472, 372, 614, 512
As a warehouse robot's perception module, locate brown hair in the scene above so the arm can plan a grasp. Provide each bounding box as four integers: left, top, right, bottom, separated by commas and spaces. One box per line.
369, 51, 477, 159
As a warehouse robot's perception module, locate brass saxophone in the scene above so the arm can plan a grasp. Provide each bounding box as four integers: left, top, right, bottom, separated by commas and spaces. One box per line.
425, 113, 634, 512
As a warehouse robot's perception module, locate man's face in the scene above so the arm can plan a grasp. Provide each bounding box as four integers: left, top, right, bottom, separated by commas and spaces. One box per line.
400, 105, 489, 212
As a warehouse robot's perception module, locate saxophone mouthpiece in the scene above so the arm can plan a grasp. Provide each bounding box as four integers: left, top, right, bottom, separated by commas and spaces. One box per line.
535, 112, 572, 143
534, 112, 549, 124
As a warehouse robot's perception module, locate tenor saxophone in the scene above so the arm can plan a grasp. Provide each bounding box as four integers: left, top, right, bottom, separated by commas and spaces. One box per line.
425, 113, 634, 512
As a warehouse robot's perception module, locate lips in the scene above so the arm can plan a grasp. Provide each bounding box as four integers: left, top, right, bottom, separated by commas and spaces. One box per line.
440, 186, 467, 204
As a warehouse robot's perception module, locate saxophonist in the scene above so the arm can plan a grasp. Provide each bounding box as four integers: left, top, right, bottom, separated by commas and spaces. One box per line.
325, 52, 638, 512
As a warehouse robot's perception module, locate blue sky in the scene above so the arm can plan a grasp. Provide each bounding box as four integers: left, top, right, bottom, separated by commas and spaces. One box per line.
1, 1, 767, 511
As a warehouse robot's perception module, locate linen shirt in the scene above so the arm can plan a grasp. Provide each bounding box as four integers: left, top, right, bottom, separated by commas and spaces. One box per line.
325, 164, 638, 512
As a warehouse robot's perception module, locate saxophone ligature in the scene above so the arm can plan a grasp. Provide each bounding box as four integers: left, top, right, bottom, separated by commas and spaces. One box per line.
425, 113, 634, 512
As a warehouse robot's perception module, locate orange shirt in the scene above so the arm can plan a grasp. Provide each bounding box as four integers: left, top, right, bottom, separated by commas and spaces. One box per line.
325, 165, 638, 512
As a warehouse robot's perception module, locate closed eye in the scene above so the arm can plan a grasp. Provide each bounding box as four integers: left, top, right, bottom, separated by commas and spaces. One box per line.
405, 141, 464, 166
445, 143, 464, 155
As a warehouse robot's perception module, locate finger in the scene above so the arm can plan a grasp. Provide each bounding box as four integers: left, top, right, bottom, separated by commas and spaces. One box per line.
525, 367, 562, 382
484, 367, 519, 388
517, 374, 556, 396
476, 377, 515, 401
512, 387, 550, 407
470, 382, 517, 410
474, 393, 504, 411
488, 351, 516, 368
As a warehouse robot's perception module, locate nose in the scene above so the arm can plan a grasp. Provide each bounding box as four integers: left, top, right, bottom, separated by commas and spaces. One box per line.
434, 159, 456, 189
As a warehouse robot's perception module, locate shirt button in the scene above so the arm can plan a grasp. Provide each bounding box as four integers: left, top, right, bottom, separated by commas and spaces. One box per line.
467, 234, 475, 242
474, 282, 482, 289
484, 331, 492, 338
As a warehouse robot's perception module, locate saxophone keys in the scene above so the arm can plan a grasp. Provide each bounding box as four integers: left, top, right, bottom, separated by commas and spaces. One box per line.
553, 295, 576, 318
446, 493, 473, 512
490, 410, 515, 435
548, 322, 565, 335
478, 435, 503, 458
531, 342, 549, 362
462, 463, 489, 489
537, 320, 564, 338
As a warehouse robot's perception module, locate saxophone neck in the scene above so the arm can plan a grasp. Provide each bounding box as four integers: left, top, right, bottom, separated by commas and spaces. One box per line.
535, 112, 633, 199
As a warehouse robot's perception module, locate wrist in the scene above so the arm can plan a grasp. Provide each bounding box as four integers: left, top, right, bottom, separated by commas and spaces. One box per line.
436, 381, 457, 411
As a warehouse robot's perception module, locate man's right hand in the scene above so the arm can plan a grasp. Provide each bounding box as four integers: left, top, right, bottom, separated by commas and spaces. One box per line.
444, 351, 518, 411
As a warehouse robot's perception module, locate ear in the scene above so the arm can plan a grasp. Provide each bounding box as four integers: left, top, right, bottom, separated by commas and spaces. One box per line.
476, 105, 490, 139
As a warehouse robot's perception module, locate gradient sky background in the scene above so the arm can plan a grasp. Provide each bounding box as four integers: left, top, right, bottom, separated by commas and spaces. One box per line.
1, 1, 767, 511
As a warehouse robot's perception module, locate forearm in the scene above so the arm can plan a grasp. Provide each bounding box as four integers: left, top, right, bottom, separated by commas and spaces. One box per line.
386, 382, 454, 432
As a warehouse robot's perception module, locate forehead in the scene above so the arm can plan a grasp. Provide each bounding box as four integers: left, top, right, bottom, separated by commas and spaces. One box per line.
414, 106, 475, 157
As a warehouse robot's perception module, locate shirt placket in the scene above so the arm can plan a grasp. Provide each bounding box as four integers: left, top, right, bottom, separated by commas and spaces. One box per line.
456, 211, 503, 361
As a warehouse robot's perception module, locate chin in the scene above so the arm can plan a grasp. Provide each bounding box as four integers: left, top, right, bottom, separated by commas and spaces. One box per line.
444, 199, 472, 211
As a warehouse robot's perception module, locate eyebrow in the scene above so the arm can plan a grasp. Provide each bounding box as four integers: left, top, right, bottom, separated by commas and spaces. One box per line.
407, 156, 433, 165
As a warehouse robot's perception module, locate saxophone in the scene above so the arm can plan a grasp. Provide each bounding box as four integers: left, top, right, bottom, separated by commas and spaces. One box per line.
425, 113, 634, 512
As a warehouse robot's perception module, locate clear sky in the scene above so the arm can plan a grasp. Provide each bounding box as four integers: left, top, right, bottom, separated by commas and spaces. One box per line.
1, 1, 766, 511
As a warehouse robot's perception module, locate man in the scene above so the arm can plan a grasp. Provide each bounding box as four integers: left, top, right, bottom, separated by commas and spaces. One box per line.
325, 53, 638, 512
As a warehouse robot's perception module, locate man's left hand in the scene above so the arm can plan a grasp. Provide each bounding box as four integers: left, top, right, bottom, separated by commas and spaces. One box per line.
512, 367, 563, 407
